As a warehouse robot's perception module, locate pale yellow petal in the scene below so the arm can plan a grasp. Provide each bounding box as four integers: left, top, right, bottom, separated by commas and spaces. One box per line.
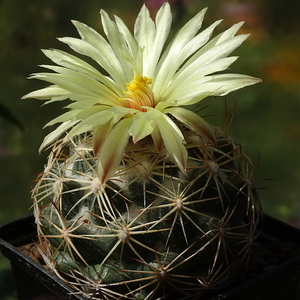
129, 113, 154, 143
155, 114, 187, 172
93, 122, 114, 155
39, 120, 79, 152
97, 118, 131, 183
165, 107, 216, 145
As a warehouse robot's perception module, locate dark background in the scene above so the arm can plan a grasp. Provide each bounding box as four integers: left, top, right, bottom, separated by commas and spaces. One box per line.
0, 1, 300, 298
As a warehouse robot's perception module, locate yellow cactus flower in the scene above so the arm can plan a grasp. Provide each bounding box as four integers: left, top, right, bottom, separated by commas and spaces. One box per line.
23, 2, 261, 183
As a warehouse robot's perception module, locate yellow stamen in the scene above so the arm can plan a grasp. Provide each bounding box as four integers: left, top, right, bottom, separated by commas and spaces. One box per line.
119, 76, 154, 111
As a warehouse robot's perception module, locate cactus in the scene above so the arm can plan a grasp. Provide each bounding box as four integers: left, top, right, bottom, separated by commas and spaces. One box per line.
33, 126, 260, 299
25, 3, 261, 299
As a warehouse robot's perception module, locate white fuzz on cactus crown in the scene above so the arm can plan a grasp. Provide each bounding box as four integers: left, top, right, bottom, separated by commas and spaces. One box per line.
23, 2, 261, 183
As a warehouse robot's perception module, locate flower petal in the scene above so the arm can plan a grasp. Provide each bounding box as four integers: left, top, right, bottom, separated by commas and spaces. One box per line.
129, 113, 154, 143
162, 85, 213, 106
194, 21, 245, 56
165, 107, 216, 145
66, 99, 101, 110
177, 20, 223, 68
65, 108, 118, 141
45, 110, 81, 127
208, 74, 262, 96
93, 121, 114, 155
135, 3, 171, 78
166, 33, 249, 97
155, 114, 187, 172
97, 118, 131, 183
151, 125, 164, 153
29, 68, 119, 106
39, 120, 80, 152
134, 5, 156, 52
115, 17, 139, 61
164, 57, 238, 101
70, 20, 128, 85
42, 49, 120, 94
100, 10, 133, 80
164, 73, 261, 106
58, 37, 124, 90
22, 85, 69, 101
158, 23, 249, 105
153, 7, 207, 97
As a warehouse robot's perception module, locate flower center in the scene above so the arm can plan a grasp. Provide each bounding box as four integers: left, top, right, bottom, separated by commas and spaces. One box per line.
120, 76, 154, 111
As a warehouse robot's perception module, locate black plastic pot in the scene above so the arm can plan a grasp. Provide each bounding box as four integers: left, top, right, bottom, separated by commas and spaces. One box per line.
0, 214, 300, 300
0, 214, 85, 300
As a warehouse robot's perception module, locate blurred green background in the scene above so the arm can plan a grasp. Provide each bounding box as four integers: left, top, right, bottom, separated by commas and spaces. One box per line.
0, 0, 299, 299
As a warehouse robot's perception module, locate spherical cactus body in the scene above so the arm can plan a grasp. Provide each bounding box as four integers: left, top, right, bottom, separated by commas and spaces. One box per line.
33, 124, 260, 299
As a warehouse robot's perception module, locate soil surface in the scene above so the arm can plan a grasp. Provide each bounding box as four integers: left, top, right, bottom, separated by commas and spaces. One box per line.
18, 243, 47, 267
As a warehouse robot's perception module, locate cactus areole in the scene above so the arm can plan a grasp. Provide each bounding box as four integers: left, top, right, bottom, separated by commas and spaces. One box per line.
24, 2, 262, 299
